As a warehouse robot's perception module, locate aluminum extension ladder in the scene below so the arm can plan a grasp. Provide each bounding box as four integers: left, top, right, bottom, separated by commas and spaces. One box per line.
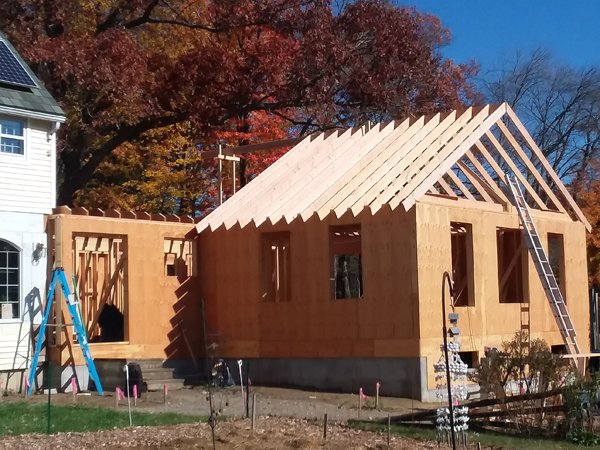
27, 267, 104, 396
505, 174, 580, 356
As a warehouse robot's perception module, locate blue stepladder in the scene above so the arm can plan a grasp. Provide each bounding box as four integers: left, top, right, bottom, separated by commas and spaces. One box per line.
27, 267, 104, 396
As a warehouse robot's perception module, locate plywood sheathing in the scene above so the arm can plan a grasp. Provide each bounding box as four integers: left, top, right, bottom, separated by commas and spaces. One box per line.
196, 102, 591, 234
48, 213, 200, 366
416, 197, 590, 391
197, 207, 421, 359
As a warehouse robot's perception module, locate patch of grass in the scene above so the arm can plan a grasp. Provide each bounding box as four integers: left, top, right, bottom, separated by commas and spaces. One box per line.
348, 420, 600, 449
0, 402, 205, 436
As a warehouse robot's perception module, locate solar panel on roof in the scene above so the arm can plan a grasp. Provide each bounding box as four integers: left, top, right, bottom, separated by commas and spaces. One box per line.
0, 41, 37, 88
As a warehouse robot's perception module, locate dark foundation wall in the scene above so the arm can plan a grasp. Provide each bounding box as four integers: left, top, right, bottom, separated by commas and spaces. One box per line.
222, 356, 428, 400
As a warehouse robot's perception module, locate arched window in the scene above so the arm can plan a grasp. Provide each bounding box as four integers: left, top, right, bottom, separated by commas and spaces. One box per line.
0, 240, 19, 319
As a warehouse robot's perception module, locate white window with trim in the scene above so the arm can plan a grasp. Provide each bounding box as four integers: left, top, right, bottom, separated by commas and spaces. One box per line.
0, 240, 20, 319
0, 116, 25, 155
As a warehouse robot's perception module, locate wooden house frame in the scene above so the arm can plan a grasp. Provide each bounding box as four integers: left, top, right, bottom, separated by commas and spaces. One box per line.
195, 103, 590, 401
45, 208, 202, 391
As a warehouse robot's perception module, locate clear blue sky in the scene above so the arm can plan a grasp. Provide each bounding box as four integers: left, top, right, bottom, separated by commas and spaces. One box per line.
404, 1, 600, 70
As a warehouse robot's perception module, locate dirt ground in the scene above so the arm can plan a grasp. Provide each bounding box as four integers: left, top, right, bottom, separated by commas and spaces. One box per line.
0, 386, 448, 449
0, 417, 443, 450
13, 385, 433, 422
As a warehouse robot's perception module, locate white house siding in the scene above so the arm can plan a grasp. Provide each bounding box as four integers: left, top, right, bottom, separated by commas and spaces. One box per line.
0, 211, 47, 390
0, 117, 56, 214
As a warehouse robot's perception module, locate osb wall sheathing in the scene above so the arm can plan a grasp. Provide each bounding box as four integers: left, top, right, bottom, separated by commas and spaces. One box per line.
416, 197, 590, 390
199, 195, 589, 393
48, 213, 201, 366
197, 206, 420, 360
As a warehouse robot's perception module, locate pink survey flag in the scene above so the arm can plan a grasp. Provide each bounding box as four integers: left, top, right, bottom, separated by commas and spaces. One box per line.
116, 387, 125, 400
359, 387, 368, 400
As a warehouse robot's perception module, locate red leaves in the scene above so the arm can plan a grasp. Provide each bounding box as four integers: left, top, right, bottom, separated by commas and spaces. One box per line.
1, 0, 478, 209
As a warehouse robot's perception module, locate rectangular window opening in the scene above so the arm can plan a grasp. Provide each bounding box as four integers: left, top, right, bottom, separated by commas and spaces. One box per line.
551, 344, 567, 355
163, 239, 194, 278
0, 116, 25, 155
458, 351, 479, 369
451, 222, 474, 307
330, 225, 363, 300
548, 233, 565, 302
497, 228, 527, 303
261, 232, 290, 303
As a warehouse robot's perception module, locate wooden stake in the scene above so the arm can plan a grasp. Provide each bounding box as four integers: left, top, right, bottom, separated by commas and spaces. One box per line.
387, 414, 391, 448
251, 394, 256, 431
476, 442, 481, 450
358, 392, 362, 419
163, 383, 168, 405
323, 413, 328, 440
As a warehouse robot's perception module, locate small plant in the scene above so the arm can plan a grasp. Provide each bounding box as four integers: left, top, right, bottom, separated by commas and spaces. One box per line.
566, 428, 600, 447
562, 372, 600, 433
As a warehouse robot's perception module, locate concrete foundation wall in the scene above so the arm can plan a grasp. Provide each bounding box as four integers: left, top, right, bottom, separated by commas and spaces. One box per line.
223, 357, 428, 400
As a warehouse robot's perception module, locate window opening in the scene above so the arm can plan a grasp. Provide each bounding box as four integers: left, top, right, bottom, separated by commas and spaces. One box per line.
458, 351, 478, 369
547, 233, 565, 301
0, 117, 24, 154
331, 225, 362, 299
0, 240, 19, 319
261, 233, 290, 302
74, 235, 127, 342
164, 239, 194, 278
497, 228, 527, 303
451, 222, 474, 306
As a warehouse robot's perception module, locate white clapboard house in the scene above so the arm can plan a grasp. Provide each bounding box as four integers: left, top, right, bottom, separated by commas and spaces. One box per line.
0, 33, 65, 391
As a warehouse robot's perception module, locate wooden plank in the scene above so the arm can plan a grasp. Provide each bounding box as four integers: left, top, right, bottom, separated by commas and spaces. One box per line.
292, 117, 413, 223
196, 133, 320, 232
338, 109, 469, 217
484, 130, 547, 210
456, 160, 495, 203
240, 127, 360, 228
201, 137, 304, 158
367, 106, 484, 215
321, 114, 432, 219
254, 120, 398, 227
445, 169, 476, 201
398, 105, 506, 212
506, 106, 591, 231
436, 176, 456, 196
330, 115, 454, 217
496, 120, 566, 213
464, 149, 509, 204
223, 131, 341, 229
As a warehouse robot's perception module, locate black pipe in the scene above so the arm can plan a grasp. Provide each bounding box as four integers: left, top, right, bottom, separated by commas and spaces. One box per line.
442, 271, 457, 450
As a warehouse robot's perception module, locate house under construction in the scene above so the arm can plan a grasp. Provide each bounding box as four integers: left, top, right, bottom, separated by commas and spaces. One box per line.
194, 103, 590, 400
31, 103, 591, 401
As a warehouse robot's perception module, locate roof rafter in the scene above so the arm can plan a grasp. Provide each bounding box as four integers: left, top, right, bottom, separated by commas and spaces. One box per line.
195, 102, 591, 233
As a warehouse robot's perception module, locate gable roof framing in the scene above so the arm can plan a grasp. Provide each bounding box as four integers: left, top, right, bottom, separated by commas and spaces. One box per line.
196, 103, 591, 233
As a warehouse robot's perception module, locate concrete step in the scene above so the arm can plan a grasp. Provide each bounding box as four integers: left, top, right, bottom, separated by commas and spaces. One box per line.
126, 359, 187, 391
141, 367, 176, 379
128, 359, 165, 370
146, 378, 186, 392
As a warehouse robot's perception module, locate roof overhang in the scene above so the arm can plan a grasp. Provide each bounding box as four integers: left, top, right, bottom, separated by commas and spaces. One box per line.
0, 105, 66, 123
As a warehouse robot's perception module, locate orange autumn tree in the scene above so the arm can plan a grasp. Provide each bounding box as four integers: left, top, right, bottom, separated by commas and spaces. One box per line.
579, 161, 600, 286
